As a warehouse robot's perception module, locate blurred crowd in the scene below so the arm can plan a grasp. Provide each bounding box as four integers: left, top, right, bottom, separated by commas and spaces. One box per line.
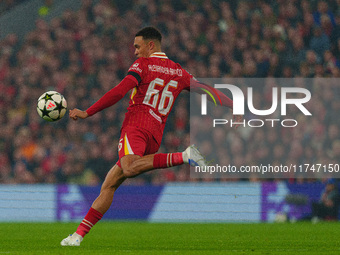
0, 0, 340, 185
0, 0, 28, 15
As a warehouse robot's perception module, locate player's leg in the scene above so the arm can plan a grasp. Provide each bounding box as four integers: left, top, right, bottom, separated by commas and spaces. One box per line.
61, 164, 126, 246
121, 145, 206, 178
92, 164, 126, 214
119, 127, 207, 178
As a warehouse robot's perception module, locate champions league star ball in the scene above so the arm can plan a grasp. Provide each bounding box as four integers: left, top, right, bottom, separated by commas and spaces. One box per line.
37, 91, 67, 122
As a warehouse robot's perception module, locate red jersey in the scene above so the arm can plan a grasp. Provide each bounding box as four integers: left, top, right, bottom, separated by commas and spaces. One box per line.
86, 52, 233, 145
122, 52, 191, 144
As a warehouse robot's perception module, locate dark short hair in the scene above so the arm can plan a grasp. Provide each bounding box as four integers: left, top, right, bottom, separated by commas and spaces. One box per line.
135, 27, 162, 43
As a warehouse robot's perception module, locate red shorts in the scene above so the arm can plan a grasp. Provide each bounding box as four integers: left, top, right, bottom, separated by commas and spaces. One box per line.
116, 126, 160, 167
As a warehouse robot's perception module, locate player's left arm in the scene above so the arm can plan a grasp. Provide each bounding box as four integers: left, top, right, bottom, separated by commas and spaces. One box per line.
69, 108, 89, 120
69, 75, 138, 120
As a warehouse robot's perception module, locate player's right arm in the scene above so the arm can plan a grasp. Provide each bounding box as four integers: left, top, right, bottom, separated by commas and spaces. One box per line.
182, 70, 242, 128
190, 80, 233, 109
181, 69, 233, 109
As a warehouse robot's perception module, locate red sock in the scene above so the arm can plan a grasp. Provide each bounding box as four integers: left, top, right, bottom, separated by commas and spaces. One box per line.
76, 207, 103, 237
153, 152, 184, 168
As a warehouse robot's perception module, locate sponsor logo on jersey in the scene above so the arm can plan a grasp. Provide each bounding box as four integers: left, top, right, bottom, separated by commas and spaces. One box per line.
129, 63, 142, 73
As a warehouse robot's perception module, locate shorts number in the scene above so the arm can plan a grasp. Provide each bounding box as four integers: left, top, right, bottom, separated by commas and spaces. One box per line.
143, 78, 178, 115
118, 138, 123, 152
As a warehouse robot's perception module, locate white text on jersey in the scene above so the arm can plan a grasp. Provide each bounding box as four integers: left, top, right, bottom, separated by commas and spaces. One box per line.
148, 65, 183, 76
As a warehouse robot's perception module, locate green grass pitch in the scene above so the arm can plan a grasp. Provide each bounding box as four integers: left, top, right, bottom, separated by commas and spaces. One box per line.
0, 222, 339, 254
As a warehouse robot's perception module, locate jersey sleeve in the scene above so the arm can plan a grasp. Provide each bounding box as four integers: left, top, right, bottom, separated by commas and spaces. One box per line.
126, 58, 145, 85
86, 76, 138, 116
181, 68, 193, 90
190, 79, 233, 109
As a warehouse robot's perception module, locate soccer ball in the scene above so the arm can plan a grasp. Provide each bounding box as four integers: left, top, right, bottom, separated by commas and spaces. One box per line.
37, 91, 67, 122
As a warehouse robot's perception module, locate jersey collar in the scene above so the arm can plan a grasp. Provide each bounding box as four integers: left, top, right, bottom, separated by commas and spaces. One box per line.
149, 52, 168, 59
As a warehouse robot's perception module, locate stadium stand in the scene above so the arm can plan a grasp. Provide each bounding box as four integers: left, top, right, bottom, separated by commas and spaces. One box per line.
0, 0, 339, 186
0, 0, 28, 15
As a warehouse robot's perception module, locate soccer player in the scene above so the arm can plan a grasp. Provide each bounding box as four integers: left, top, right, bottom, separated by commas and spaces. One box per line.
61, 27, 238, 246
